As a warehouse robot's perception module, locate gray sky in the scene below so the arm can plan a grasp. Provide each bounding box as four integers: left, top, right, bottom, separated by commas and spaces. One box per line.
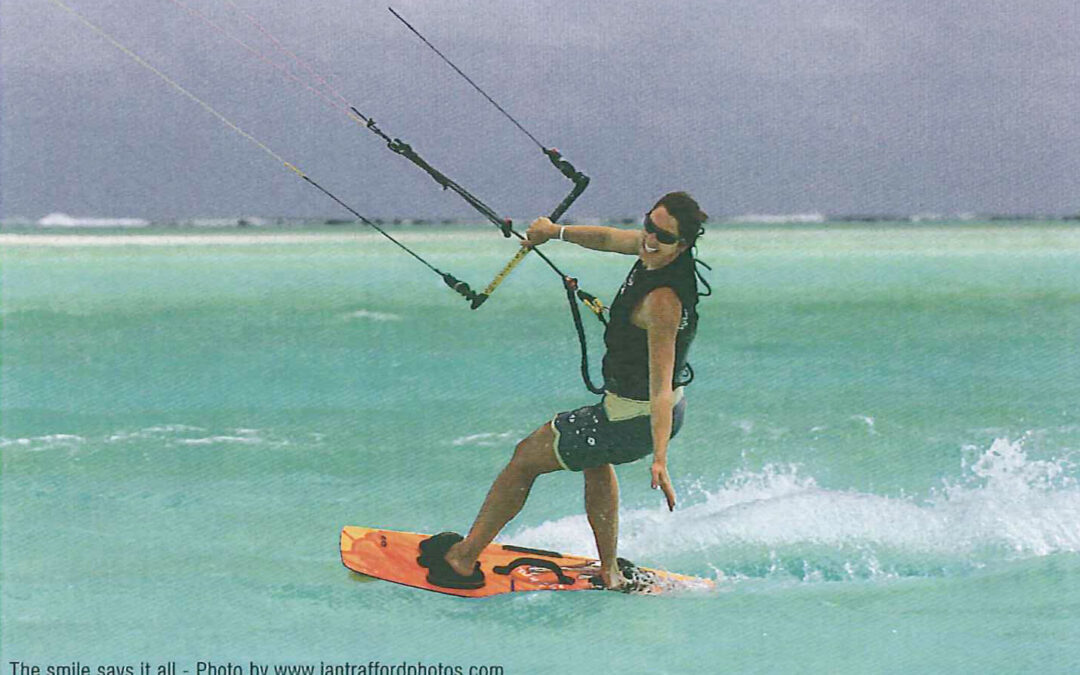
2, 0, 1079, 220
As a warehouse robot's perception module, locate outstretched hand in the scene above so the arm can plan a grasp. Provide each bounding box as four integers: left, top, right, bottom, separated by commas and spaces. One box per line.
651, 460, 676, 511
522, 217, 556, 247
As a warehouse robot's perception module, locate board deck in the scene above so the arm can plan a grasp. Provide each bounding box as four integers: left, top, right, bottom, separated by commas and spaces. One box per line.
340, 526, 713, 598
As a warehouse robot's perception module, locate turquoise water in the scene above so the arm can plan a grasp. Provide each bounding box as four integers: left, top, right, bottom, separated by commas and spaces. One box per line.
3, 225, 1079, 673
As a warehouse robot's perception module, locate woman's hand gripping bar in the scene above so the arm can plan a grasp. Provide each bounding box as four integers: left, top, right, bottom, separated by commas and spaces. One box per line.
470, 149, 590, 309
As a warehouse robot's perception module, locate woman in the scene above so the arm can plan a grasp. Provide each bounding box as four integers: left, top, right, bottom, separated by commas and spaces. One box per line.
419, 191, 708, 590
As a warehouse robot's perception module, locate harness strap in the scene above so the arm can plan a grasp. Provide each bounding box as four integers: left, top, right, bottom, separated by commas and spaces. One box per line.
563, 276, 607, 395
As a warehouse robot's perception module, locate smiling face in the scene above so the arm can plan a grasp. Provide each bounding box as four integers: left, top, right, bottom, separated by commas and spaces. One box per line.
640, 205, 689, 269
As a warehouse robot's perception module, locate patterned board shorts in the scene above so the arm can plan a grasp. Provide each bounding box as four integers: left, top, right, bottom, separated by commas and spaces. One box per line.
550, 392, 687, 472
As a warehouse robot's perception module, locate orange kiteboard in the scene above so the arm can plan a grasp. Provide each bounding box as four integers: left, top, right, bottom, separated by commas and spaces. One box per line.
340, 526, 713, 598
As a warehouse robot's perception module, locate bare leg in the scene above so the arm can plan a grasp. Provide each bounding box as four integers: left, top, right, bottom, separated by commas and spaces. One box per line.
584, 463, 625, 588
444, 422, 562, 576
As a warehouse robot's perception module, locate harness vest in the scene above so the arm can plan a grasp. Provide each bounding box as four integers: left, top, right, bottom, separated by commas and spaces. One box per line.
601, 250, 699, 400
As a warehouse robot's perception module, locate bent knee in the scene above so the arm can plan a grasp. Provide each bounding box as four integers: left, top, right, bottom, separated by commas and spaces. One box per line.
510, 438, 533, 465
507, 424, 560, 474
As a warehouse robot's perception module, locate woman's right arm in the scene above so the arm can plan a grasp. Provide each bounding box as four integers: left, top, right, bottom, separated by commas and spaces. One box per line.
524, 217, 642, 255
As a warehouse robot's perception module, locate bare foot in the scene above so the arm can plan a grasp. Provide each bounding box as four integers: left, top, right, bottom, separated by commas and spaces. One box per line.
599, 566, 628, 590
443, 541, 478, 577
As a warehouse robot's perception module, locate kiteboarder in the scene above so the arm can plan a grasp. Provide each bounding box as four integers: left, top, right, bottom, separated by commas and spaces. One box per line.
419, 191, 708, 590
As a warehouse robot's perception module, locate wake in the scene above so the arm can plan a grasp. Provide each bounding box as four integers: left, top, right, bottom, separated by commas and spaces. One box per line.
512, 438, 1080, 582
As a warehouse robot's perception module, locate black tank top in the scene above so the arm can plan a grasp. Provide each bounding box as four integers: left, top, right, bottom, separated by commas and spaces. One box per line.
601, 250, 699, 400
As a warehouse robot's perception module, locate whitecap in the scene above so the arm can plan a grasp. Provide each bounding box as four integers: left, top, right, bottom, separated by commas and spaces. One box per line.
0, 434, 86, 450
176, 435, 264, 446
344, 309, 403, 322
106, 424, 207, 443
452, 431, 517, 447
850, 415, 877, 434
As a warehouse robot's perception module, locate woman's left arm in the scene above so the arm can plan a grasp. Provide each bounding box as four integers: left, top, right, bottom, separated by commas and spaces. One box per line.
638, 286, 684, 511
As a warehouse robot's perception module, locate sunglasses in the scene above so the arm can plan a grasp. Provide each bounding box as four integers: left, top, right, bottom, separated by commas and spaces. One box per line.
643, 212, 682, 246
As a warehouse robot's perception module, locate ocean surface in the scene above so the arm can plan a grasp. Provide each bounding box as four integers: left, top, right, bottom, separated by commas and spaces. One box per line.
3, 223, 1079, 673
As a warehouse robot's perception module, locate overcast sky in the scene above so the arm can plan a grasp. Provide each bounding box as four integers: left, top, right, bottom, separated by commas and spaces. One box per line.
2, 0, 1079, 220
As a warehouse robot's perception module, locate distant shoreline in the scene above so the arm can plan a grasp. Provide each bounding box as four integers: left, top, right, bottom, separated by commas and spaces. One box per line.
4, 221, 1080, 251
3, 212, 1080, 233
2, 215, 1079, 236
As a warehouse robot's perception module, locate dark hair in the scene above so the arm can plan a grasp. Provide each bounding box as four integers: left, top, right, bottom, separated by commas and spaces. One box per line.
653, 191, 712, 297
652, 191, 707, 247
